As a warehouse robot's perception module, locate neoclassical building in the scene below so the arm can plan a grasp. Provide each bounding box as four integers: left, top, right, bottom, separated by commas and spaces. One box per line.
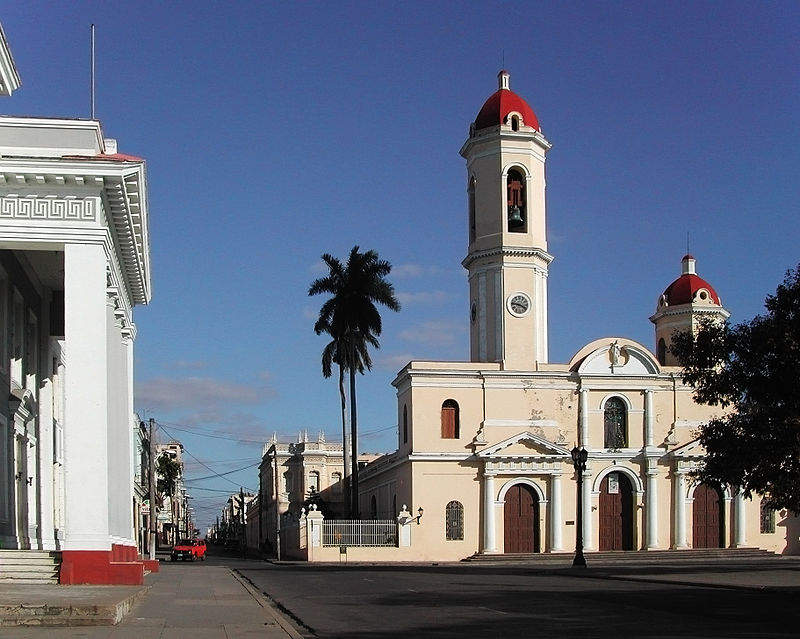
0, 24, 153, 583
358, 70, 798, 560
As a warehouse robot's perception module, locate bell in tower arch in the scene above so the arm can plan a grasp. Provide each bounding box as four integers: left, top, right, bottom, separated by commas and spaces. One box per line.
507, 169, 526, 231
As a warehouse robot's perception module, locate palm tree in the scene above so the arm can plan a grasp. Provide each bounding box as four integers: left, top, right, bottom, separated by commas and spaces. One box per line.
309, 246, 400, 517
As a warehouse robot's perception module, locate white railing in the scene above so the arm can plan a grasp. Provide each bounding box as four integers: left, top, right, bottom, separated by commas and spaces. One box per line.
322, 519, 397, 547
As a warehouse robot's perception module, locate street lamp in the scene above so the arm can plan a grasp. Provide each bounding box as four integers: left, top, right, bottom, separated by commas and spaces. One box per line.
571, 446, 588, 568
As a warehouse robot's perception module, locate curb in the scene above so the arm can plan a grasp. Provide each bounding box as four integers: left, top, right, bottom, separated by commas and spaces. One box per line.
231, 569, 309, 638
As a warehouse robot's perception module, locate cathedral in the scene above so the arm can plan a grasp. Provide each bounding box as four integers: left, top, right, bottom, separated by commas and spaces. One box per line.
356, 70, 798, 560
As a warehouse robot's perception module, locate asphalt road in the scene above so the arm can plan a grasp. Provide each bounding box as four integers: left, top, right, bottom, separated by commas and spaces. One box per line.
234, 560, 800, 639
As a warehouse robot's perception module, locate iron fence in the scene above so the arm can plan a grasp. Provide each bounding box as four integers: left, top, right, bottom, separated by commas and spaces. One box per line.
322, 519, 397, 547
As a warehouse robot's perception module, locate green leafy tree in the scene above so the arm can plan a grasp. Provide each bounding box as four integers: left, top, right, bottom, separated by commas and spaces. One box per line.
309, 246, 400, 517
156, 452, 182, 544
671, 265, 800, 511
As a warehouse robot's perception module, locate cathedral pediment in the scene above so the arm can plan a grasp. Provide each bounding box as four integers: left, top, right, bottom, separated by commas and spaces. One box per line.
569, 338, 660, 376
477, 431, 571, 460
670, 438, 706, 459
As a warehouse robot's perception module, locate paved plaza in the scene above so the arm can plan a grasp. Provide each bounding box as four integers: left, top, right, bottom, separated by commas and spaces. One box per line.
2, 553, 799, 638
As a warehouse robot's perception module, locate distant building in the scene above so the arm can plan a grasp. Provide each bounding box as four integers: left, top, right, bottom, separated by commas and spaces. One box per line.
258, 432, 379, 553
0, 23, 153, 583
357, 70, 798, 560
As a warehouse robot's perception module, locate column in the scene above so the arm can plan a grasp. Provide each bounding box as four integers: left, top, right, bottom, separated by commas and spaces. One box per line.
483, 472, 497, 553
644, 390, 654, 448
579, 389, 589, 448
645, 467, 658, 549
62, 243, 109, 551
673, 471, 688, 549
582, 470, 594, 550
550, 473, 563, 551
734, 490, 747, 548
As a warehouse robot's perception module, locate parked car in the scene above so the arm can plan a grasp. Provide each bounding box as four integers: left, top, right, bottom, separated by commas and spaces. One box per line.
171, 538, 206, 562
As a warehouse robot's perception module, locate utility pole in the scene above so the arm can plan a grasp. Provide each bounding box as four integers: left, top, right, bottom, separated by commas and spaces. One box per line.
239, 487, 246, 558
148, 418, 157, 561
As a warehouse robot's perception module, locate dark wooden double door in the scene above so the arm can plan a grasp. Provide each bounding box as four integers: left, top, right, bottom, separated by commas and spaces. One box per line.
504, 484, 540, 553
693, 483, 723, 548
599, 472, 634, 551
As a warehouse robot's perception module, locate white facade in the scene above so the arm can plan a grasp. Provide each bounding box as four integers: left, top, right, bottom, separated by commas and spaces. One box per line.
0, 27, 152, 583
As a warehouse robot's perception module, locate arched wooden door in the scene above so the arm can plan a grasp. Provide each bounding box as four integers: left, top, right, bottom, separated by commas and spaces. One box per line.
693, 483, 723, 548
504, 484, 540, 553
599, 472, 634, 551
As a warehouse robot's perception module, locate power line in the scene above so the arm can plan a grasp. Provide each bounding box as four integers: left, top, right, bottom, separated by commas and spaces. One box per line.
157, 422, 257, 493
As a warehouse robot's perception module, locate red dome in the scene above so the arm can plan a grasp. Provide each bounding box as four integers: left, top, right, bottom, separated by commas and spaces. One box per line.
474, 70, 540, 132
662, 255, 721, 306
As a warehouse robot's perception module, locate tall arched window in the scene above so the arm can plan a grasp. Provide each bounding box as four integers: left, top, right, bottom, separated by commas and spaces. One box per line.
402, 404, 408, 444
506, 169, 526, 232
657, 338, 667, 365
760, 498, 776, 534
445, 501, 464, 540
441, 400, 460, 439
604, 397, 628, 449
468, 176, 476, 243
308, 471, 320, 494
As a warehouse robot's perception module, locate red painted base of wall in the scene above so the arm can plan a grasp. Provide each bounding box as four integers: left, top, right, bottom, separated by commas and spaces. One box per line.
141, 558, 160, 573
60, 544, 146, 585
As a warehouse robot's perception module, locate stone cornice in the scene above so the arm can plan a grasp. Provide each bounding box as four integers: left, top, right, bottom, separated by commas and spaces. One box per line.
462, 246, 553, 270
0, 160, 150, 306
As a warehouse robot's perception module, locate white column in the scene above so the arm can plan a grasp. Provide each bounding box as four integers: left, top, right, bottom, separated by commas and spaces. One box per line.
37, 366, 56, 550
62, 243, 110, 550
579, 389, 589, 448
674, 471, 688, 549
644, 390, 654, 448
645, 468, 658, 549
483, 473, 497, 553
550, 473, 563, 551
582, 470, 594, 550
734, 490, 747, 548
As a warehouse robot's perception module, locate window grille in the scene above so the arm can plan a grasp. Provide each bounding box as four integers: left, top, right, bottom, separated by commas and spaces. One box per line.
604, 397, 628, 449
760, 498, 776, 534
445, 500, 464, 541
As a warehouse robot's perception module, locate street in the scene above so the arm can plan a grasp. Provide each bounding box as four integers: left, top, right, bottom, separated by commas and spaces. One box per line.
239, 558, 800, 639
2, 551, 799, 638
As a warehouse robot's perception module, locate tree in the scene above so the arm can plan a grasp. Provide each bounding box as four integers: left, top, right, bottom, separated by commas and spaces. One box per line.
156, 452, 182, 544
670, 265, 800, 512
314, 319, 378, 517
309, 246, 400, 517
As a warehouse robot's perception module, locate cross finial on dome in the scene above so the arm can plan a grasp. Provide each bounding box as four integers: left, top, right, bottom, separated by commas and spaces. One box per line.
498, 69, 511, 91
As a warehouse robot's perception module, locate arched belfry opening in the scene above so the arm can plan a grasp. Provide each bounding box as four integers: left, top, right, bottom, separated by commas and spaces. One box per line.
506, 169, 526, 232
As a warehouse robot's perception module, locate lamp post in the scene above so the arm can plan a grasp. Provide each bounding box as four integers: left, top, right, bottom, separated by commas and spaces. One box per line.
571, 446, 588, 568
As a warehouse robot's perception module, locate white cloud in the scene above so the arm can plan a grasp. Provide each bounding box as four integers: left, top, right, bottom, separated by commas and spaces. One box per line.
396, 290, 452, 305
392, 263, 426, 278
136, 376, 275, 415
377, 353, 416, 372
171, 359, 208, 370
399, 320, 463, 346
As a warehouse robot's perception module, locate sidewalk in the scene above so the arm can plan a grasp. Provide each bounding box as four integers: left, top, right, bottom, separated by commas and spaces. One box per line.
0, 562, 305, 638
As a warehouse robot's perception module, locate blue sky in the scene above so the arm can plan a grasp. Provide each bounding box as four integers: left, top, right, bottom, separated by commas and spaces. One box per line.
3, 2, 798, 531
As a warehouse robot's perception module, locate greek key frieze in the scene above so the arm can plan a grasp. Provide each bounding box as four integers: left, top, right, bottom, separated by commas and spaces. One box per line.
0, 197, 95, 221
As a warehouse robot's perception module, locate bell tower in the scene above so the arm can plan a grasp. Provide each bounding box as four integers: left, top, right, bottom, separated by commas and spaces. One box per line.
460, 70, 552, 369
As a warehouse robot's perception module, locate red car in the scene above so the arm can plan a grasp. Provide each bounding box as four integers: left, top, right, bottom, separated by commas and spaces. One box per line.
171, 538, 206, 561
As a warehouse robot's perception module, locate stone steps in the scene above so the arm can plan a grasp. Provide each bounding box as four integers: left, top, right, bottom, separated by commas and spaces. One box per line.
0, 550, 60, 585
464, 547, 786, 565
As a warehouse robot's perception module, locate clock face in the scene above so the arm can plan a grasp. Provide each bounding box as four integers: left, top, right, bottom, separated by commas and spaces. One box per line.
507, 293, 530, 317
470, 302, 477, 324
